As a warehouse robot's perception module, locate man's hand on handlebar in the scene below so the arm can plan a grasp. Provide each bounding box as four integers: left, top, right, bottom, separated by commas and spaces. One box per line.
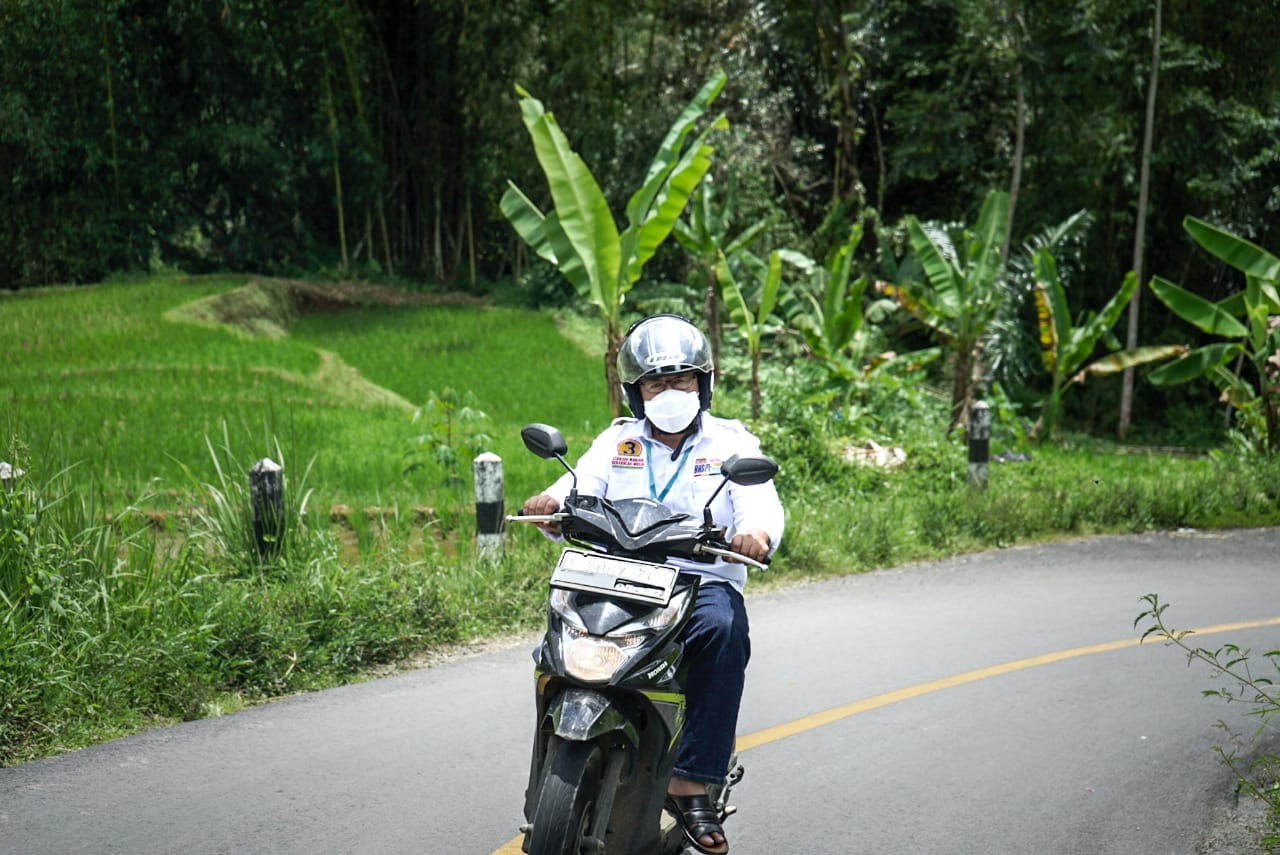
728, 529, 771, 565
520, 494, 562, 534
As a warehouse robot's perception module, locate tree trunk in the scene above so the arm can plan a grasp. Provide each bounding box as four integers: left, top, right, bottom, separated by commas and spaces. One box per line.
949, 346, 972, 436
323, 62, 349, 272
1001, 0, 1025, 266
605, 320, 624, 419
1266, 394, 1279, 455
704, 266, 721, 379
100, 16, 121, 196
750, 354, 761, 419
1119, 0, 1162, 439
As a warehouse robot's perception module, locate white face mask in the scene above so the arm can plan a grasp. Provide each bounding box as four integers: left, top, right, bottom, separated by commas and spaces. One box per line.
645, 389, 701, 433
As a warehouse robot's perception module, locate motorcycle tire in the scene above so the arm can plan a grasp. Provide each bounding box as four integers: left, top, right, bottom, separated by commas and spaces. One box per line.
527, 739, 604, 855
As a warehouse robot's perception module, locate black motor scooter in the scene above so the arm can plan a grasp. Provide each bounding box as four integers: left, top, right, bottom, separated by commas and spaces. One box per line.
506, 423, 777, 855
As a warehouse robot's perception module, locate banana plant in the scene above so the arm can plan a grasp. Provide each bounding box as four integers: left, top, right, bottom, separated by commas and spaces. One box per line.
501, 72, 728, 416
783, 223, 868, 372
1031, 250, 1185, 440
1147, 216, 1280, 452
673, 174, 770, 370
775, 225, 937, 411
713, 248, 782, 418
881, 190, 1009, 434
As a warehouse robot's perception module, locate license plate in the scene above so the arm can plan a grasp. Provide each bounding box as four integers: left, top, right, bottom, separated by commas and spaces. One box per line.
551, 549, 679, 605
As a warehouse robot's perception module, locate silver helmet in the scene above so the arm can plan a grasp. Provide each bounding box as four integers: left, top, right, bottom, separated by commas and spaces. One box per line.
617, 314, 714, 419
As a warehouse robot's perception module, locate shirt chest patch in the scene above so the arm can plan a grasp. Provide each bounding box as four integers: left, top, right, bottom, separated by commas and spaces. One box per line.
612, 439, 646, 469
693, 457, 722, 477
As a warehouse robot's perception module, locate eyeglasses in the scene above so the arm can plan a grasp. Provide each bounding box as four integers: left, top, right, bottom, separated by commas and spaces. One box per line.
638, 372, 698, 394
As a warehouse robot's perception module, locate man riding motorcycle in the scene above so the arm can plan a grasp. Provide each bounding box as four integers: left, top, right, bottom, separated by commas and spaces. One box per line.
521, 314, 784, 854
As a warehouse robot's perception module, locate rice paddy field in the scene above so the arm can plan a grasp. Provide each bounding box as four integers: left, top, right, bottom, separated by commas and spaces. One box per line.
2, 275, 611, 521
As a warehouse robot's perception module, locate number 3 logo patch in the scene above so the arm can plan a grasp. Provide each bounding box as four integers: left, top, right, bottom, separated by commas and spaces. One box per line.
612, 439, 645, 469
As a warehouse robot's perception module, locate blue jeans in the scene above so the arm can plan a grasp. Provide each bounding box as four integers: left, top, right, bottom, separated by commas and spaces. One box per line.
672, 581, 751, 785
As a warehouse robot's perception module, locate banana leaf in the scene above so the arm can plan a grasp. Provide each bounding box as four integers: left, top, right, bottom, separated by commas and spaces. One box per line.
499, 184, 553, 265
1062, 270, 1140, 373
1149, 276, 1248, 338
1148, 343, 1242, 386
1185, 216, 1280, 291
624, 72, 725, 239
624, 116, 725, 288
1072, 344, 1188, 382
513, 86, 620, 309
500, 184, 594, 301
966, 190, 1010, 298
905, 217, 963, 318
1032, 249, 1068, 372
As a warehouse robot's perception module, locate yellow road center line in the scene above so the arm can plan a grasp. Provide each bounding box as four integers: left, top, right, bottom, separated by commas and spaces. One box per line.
737, 615, 1280, 751
493, 615, 1280, 854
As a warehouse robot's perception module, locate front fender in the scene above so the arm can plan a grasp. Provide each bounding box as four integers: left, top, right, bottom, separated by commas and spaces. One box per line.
551, 688, 640, 747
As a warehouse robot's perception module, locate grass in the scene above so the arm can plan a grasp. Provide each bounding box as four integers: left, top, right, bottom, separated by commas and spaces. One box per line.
3, 275, 607, 516
2, 274, 1280, 771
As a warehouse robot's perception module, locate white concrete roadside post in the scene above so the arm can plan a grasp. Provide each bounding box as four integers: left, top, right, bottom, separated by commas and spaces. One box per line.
474, 452, 504, 560
250, 458, 285, 558
968, 401, 991, 490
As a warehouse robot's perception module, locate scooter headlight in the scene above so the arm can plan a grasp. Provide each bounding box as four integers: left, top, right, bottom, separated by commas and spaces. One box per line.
561, 625, 639, 683
553, 588, 691, 683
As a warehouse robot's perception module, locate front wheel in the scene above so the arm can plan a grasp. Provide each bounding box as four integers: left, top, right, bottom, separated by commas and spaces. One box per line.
527, 739, 604, 855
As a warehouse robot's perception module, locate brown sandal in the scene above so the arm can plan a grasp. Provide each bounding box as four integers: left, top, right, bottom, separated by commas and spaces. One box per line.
665, 793, 729, 854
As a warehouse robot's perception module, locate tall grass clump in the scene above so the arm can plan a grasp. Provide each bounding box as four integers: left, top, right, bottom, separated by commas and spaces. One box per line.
0, 427, 555, 766
0, 440, 219, 763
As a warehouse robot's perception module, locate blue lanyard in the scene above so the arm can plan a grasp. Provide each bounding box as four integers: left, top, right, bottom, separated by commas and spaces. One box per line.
646, 440, 695, 502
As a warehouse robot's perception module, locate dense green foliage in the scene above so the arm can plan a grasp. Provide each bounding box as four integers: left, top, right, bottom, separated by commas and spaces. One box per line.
3, 280, 1280, 767
4, 4, 1276, 349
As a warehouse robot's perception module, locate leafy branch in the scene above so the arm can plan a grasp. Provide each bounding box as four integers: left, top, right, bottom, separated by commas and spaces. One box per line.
1136, 593, 1280, 848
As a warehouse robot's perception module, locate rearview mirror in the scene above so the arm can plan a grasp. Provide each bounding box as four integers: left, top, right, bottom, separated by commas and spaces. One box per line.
520, 423, 568, 460
719, 454, 778, 486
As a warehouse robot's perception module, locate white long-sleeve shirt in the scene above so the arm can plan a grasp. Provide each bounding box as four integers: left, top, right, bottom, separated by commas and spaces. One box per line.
542, 414, 784, 592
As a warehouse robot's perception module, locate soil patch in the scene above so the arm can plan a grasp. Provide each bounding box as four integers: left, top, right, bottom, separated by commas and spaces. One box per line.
165, 277, 490, 339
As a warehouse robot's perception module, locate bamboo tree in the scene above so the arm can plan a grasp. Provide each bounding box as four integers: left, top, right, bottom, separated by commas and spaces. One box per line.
1000, 0, 1026, 266
322, 53, 349, 271
99, 13, 120, 197
334, 6, 392, 276
1119, 0, 1163, 439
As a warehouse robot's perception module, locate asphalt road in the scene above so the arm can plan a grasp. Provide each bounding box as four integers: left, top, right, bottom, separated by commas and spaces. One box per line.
2, 527, 1278, 855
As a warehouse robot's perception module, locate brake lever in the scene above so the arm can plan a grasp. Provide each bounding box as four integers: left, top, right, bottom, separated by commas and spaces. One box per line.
505, 512, 569, 524
693, 543, 770, 571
